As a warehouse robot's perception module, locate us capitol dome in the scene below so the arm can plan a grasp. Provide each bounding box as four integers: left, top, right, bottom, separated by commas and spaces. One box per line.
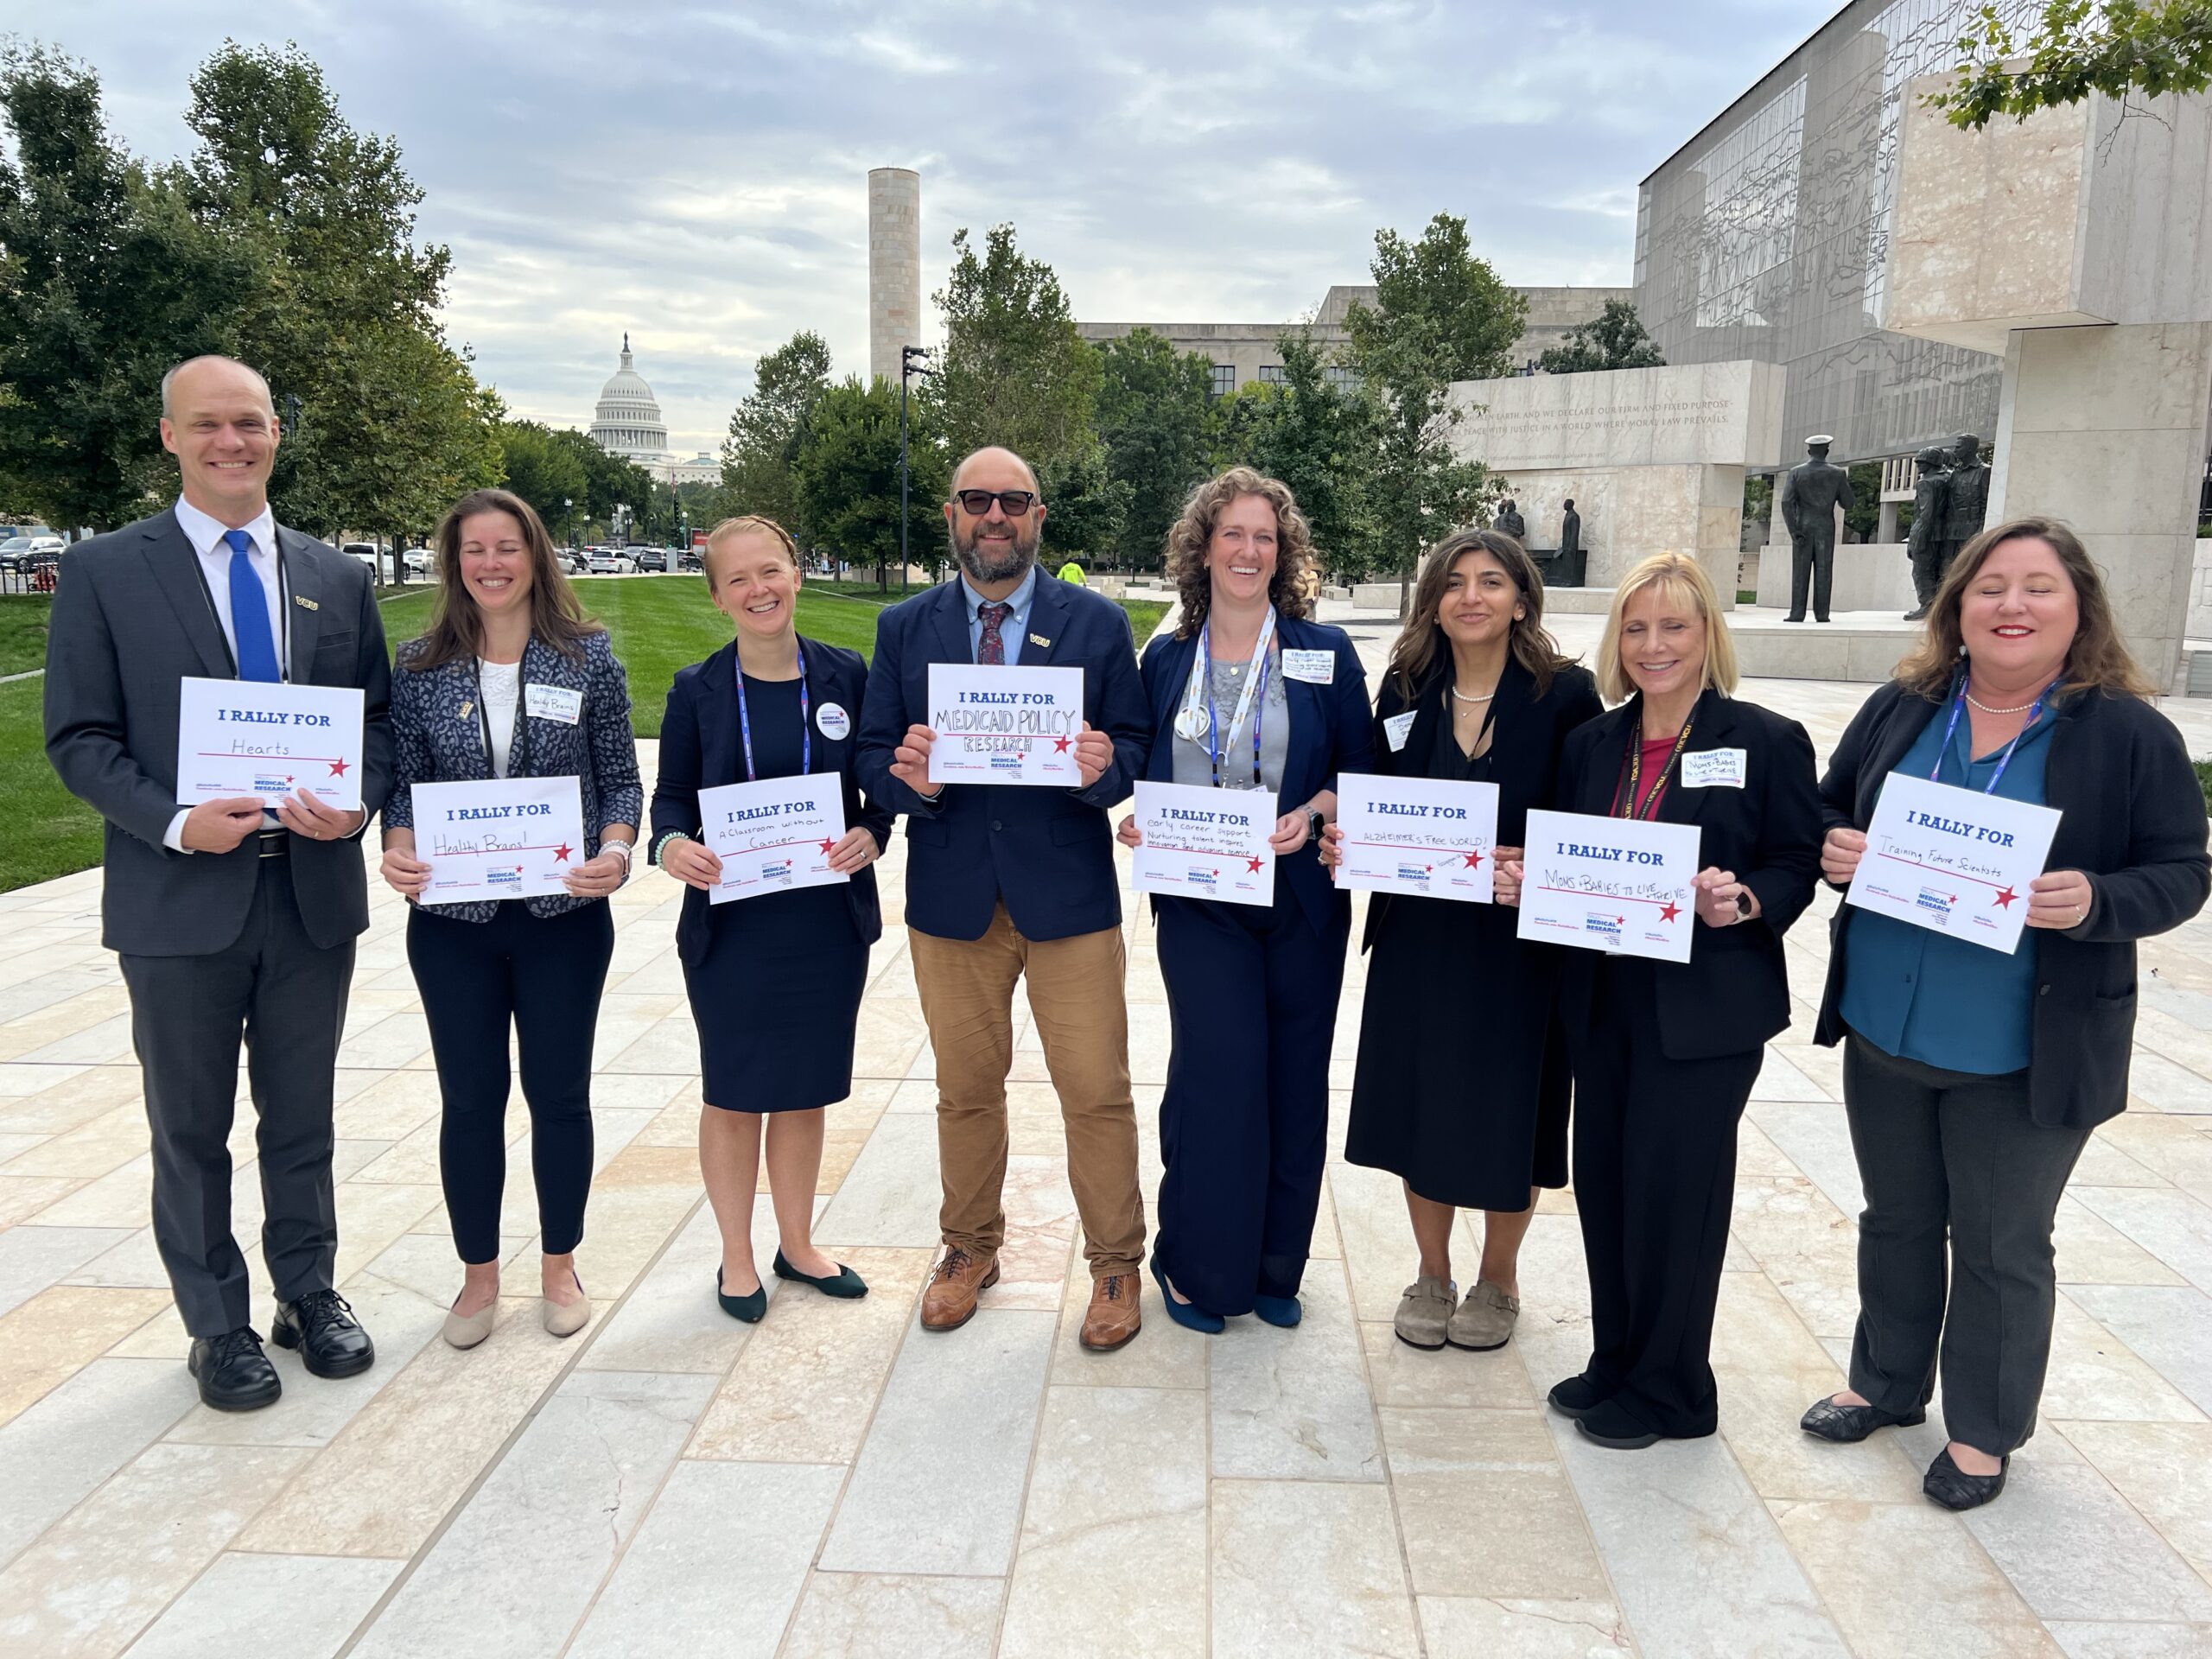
587, 335, 718, 486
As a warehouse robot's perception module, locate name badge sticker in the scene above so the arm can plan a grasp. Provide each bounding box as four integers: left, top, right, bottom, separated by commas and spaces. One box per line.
1681, 747, 1747, 788
1282, 648, 1334, 684
525, 683, 583, 725
816, 701, 851, 741
1383, 710, 1418, 752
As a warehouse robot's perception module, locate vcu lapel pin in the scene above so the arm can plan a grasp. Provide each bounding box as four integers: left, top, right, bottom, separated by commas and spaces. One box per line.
1028, 632, 1051, 649
293, 594, 319, 611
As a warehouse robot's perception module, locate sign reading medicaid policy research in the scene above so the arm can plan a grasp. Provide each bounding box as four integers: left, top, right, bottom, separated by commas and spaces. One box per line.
1333, 773, 1500, 903
925, 664, 1084, 787
696, 774, 849, 906
1517, 809, 1701, 963
412, 776, 585, 906
175, 677, 365, 813
1130, 781, 1277, 908
1846, 773, 2062, 955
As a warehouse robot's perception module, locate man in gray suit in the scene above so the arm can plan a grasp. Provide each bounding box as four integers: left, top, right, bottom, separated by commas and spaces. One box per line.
45, 356, 393, 1411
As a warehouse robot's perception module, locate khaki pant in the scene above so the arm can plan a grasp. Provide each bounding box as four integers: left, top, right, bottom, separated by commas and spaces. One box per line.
909, 906, 1146, 1276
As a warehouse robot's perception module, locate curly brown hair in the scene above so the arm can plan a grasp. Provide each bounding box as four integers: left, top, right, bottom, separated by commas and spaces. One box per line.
1164, 467, 1318, 639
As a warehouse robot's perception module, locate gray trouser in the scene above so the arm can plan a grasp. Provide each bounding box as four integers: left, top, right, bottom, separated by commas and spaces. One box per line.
119, 856, 354, 1337
1841, 1033, 2088, 1455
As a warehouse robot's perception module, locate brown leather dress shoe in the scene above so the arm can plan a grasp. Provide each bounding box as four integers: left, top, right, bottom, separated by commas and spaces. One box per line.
1079, 1269, 1141, 1351
920, 1246, 1000, 1331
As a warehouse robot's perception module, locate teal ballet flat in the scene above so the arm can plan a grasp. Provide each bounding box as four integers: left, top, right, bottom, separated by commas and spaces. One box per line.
1253, 1294, 1302, 1328
715, 1267, 766, 1324
772, 1249, 869, 1299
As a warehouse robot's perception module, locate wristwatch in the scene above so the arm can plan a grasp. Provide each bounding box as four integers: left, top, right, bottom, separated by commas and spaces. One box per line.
1306, 808, 1325, 844
1734, 890, 1754, 922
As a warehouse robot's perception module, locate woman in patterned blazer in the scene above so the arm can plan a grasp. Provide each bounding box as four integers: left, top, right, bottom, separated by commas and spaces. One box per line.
379, 488, 642, 1349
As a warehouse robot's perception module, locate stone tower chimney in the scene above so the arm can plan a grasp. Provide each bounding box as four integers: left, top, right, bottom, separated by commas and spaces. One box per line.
868, 167, 922, 387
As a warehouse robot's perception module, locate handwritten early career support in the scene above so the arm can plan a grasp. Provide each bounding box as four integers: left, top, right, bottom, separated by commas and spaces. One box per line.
412, 776, 586, 906
925, 664, 1084, 787
1334, 772, 1499, 903
1846, 772, 2062, 955
697, 774, 849, 906
1517, 808, 1701, 964
1130, 780, 1276, 908
175, 676, 365, 812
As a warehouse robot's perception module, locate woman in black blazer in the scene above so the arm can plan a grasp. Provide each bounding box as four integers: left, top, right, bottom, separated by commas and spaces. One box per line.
380, 489, 642, 1347
1800, 518, 2209, 1510
1520, 552, 1821, 1450
650, 517, 890, 1322
1325, 529, 1601, 1355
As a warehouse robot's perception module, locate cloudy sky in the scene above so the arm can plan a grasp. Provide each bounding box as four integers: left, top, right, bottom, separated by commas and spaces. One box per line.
24, 1, 1826, 454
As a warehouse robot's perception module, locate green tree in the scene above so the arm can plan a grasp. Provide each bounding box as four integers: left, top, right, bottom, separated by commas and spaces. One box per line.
1537, 299, 1666, 373
1930, 0, 2212, 129
0, 46, 251, 530
1218, 332, 1379, 578
498, 419, 591, 534
720, 329, 831, 532
1344, 214, 1517, 602
1096, 328, 1214, 568
550, 427, 652, 532
1845, 461, 1885, 543
928, 224, 1103, 473
791, 378, 946, 583
1036, 444, 1132, 565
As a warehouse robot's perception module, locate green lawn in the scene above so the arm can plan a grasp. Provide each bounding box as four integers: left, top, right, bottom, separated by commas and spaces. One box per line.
0, 678, 105, 892
0, 594, 54, 677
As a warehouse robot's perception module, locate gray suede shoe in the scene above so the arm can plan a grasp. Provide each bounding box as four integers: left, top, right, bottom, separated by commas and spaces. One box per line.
1393, 1276, 1457, 1350
1447, 1281, 1520, 1351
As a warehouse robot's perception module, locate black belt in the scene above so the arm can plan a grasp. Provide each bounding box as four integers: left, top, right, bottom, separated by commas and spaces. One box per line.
256, 830, 289, 859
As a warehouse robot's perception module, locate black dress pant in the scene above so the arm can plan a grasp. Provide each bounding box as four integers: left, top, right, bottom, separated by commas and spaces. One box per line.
1573, 959, 1762, 1437
1842, 1033, 2089, 1455
119, 856, 353, 1337
407, 900, 615, 1264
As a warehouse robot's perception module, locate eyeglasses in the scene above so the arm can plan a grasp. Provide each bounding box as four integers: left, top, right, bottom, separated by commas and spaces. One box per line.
953, 489, 1036, 518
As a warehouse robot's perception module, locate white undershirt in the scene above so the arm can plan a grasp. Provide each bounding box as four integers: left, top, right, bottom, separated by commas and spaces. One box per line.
478, 658, 521, 779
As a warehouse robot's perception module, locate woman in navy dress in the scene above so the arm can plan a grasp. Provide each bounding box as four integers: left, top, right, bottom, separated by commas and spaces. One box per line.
1117, 467, 1373, 1332
651, 517, 891, 1320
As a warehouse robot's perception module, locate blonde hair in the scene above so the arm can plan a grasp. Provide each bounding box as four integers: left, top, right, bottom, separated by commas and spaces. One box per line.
703, 514, 799, 588
1163, 467, 1318, 638
1595, 554, 1738, 704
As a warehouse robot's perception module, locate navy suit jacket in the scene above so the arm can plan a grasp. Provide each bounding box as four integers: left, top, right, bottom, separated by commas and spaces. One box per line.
652, 637, 892, 966
856, 572, 1149, 943
1138, 613, 1374, 939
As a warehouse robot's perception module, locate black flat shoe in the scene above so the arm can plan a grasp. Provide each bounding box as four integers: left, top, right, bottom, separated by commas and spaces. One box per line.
1800, 1395, 1927, 1443
270, 1289, 375, 1379
1574, 1399, 1662, 1450
1923, 1447, 2008, 1511
772, 1249, 868, 1299
188, 1326, 282, 1412
1548, 1373, 1609, 1420
716, 1267, 766, 1324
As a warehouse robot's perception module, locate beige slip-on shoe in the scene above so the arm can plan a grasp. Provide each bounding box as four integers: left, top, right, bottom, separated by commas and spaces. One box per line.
542, 1272, 592, 1338
442, 1297, 497, 1351
1393, 1275, 1457, 1350
1447, 1280, 1520, 1351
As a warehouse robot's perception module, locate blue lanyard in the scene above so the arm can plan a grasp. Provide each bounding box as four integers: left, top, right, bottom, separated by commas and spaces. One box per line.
1932, 672, 2054, 795
734, 643, 809, 783
1203, 622, 1268, 790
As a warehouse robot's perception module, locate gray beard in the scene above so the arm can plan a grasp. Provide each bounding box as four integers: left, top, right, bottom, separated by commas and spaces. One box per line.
952, 526, 1037, 586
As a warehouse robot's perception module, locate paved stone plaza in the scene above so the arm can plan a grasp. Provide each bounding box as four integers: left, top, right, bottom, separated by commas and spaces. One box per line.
3, 603, 2212, 1656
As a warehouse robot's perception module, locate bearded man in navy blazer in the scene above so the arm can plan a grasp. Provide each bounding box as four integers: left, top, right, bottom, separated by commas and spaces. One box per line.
857, 446, 1151, 1350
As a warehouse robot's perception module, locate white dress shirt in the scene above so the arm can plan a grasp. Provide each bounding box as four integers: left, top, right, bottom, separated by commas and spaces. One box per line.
166, 495, 288, 851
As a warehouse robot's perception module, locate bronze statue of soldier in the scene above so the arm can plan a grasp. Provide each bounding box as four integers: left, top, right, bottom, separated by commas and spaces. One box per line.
1780, 435, 1855, 623
1495, 498, 1527, 542
1904, 443, 1953, 620
1939, 433, 1991, 585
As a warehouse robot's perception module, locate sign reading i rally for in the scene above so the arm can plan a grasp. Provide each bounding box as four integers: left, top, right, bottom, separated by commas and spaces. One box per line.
174, 677, 365, 812
1516, 809, 1702, 963
1846, 772, 2062, 956
1129, 780, 1276, 907
412, 775, 586, 906
697, 774, 849, 906
925, 664, 1085, 786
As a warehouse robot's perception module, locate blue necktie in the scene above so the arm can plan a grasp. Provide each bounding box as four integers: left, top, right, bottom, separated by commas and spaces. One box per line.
225, 529, 281, 683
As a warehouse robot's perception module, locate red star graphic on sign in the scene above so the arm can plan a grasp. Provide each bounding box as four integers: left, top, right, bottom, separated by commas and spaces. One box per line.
1993, 886, 2017, 908
1053, 735, 1072, 753
819, 838, 836, 855
327, 758, 348, 777
553, 842, 572, 862
1660, 901, 1681, 923
1247, 856, 1264, 873
1463, 849, 1483, 868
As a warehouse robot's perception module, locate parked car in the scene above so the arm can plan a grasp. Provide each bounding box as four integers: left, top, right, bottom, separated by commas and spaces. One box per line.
587, 548, 630, 575
679, 546, 704, 572
631, 547, 667, 573
3, 533, 65, 575
559, 549, 588, 575
340, 542, 394, 579
403, 549, 436, 579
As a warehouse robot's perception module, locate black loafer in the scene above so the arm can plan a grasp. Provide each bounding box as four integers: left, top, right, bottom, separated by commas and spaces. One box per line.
188, 1326, 282, 1412
1800, 1395, 1927, 1443
271, 1289, 375, 1379
1548, 1373, 1609, 1420
1574, 1399, 1662, 1450
772, 1249, 868, 1299
1923, 1447, 2008, 1511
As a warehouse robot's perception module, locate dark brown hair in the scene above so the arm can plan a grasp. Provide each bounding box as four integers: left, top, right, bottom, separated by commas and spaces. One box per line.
1386, 528, 1574, 701
403, 488, 604, 671
1894, 516, 2158, 700
1165, 467, 1318, 638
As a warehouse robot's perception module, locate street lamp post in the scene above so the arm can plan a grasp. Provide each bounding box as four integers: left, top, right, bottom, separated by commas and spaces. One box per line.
899, 344, 932, 596
563, 498, 575, 550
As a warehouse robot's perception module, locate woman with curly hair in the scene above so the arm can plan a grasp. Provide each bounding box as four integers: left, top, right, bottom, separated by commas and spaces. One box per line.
1116, 467, 1373, 1332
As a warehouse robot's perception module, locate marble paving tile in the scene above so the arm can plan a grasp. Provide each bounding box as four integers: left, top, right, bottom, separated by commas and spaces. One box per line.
1771, 1497, 2063, 1657
0, 1063, 93, 1105
1360, 1319, 1540, 1409
2126, 1049, 2212, 1116
1210, 1263, 1382, 1482
334, 1011, 434, 1071
10, 1010, 134, 1069
2072, 1128, 2169, 1189
814, 1109, 944, 1248
349, 1370, 715, 1659
1552, 1426, 1851, 1658
0, 1354, 197, 1567
2063, 1285, 2212, 1416
2072, 1184, 2212, 1292
330, 1070, 444, 1141
0, 1282, 173, 1425
0, 1174, 84, 1226
0, 1440, 305, 1656
354, 1227, 531, 1306
993, 1154, 1078, 1309
119, 1550, 404, 1659
0, 1101, 146, 1179
2097, 1113, 2212, 1204
1327, 1155, 1427, 1325
687, 1245, 931, 1463
14, 1152, 152, 1229
1748, 1099, 1865, 1218
2056, 1193, 2193, 1286
1047, 1249, 1208, 1389
1962, 1458, 2212, 1623
568, 1459, 844, 1659
0, 1065, 133, 1133
1209, 1479, 1420, 1659
1751, 1047, 1833, 1103
571, 1180, 709, 1302
2046, 1621, 2212, 1657
779, 1573, 1003, 1659
1382, 1405, 1611, 1600
1729, 1122, 1862, 1342
2057, 1419, 2212, 1576
1000, 1385, 1206, 1659
577, 1195, 768, 1375
1417, 1596, 1634, 1656
818, 1306, 1056, 1575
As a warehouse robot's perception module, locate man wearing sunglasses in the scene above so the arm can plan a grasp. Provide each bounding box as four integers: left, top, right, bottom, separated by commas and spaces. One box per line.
858, 445, 1152, 1351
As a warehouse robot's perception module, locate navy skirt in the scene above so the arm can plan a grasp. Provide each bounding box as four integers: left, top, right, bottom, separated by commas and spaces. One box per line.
683, 887, 869, 1113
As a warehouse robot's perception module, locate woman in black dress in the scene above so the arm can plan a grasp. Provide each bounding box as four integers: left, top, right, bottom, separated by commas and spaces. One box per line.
651, 517, 891, 1321
1325, 529, 1600, 1352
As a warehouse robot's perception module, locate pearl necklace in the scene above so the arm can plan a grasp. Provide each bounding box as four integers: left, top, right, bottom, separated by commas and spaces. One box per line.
1964, 687, 2039, 715
1450, 686, 1497, 705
